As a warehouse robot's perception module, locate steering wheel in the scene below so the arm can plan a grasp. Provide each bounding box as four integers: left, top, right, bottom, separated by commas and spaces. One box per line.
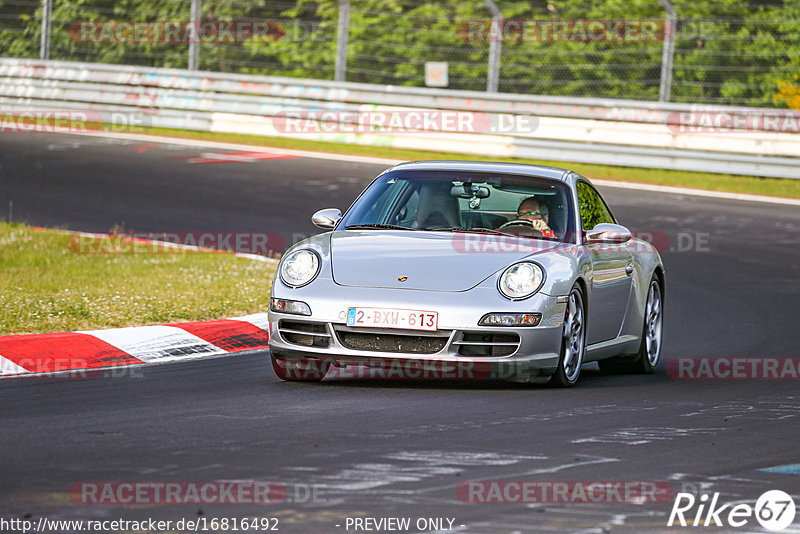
498, 219, 535, 230
498, 218, 555, 239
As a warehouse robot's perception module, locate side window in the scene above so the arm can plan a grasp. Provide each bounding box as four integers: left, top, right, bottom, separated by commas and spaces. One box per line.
361, 180, 411, 224
576, 181, 615, 230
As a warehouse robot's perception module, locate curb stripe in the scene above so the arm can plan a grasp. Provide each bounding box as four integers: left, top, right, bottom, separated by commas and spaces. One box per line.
172, 319, 270, 353
0, 314, 271, 379
0, 332, 143, 374
0, 355, 32, 376
82, 325, 225, 363
228, 313, 270, 331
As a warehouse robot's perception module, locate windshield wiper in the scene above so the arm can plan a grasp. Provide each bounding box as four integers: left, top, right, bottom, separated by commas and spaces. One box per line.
345, 224, 415, 231
436, 227, 562, 242
433, 227, 515, 237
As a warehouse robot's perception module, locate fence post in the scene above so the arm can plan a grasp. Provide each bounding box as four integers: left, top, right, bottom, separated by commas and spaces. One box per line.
483, 0, 502, 93
658, 0, 677, 102
188, 0, 201, 70
335, 0, 350, 82
40, 0, 52, 60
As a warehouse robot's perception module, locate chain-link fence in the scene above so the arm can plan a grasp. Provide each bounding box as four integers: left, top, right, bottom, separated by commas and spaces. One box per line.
1, 0, 798, 108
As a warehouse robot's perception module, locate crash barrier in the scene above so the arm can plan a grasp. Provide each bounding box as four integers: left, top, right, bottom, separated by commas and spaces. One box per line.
1, 58, 799, 178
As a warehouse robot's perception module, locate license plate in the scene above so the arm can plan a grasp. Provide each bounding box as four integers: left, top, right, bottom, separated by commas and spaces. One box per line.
347, 307, 438, 332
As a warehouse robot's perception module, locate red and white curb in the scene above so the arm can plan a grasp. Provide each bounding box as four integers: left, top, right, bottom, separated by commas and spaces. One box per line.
0, 313, 270, 378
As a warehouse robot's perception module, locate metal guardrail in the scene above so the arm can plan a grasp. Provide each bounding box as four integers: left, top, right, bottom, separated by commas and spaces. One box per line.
1, 58, 799, 179
511, 138, 800, 179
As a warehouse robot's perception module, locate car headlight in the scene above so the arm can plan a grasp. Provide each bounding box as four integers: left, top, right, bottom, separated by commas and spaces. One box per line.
279, 249, 321, 288
479, 313, 542, 327
498, 262, 545, 300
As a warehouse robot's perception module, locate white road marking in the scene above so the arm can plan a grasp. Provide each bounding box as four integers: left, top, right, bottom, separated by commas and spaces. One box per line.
187, 150, 297, 164
592, 178, 800, 207
74, 130, 400, 166
385, 451, 545, 466
69, 130, 800, 206
572, 427, 723, 446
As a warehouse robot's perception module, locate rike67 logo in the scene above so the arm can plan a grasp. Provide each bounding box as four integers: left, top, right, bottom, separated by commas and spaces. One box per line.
668, 490, 796, 531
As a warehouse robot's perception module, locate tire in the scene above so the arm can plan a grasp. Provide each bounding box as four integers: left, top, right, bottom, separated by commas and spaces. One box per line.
598, 277, 663, 375
548, 284, 586, 387
271, 354, 329, 382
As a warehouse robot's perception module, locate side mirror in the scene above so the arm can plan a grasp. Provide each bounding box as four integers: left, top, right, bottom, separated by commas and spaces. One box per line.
586, 223, 632, 244
311, 208, 342, 229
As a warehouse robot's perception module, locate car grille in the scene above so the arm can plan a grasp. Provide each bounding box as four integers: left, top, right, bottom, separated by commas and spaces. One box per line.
278, 320, 331, 348
453, 332, 520, 357
333, 326, 450, 354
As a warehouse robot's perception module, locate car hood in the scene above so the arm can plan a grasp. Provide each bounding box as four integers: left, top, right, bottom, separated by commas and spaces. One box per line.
330, 230, 559, 291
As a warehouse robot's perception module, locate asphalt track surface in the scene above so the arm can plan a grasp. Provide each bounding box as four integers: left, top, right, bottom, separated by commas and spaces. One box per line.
1, 132, 800, 533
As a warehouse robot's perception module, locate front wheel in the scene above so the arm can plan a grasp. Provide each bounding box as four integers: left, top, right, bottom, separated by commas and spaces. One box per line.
548, 284, 586, 387
599, 277, 663, 374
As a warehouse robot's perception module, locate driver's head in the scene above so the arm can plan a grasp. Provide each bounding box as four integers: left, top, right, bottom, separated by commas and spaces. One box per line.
517, 197, 549, 224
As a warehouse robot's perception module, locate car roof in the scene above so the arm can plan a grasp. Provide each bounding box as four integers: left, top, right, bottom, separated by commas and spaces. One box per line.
387, 160, 573, 182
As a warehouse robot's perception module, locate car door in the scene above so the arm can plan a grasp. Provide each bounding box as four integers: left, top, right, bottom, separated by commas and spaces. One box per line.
576, 181, 633, 344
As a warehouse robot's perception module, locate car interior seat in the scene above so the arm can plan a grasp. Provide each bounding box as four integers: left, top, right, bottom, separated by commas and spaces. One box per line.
414, 182, 461, 229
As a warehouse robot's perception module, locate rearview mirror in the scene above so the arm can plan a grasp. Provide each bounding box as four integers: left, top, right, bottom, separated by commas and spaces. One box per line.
311, 208, 342, 229
450, 184, 490, 199
586, 223, 632, 244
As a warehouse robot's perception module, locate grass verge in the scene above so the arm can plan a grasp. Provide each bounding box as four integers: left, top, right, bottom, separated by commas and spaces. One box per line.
0, 223, 276, 335
133, 126, 800, 200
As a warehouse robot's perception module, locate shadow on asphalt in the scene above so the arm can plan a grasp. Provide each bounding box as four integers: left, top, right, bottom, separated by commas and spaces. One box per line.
272, 366, 674, 391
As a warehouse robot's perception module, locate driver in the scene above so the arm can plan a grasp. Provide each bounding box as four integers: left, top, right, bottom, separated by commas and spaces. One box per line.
514, 197, 554, 237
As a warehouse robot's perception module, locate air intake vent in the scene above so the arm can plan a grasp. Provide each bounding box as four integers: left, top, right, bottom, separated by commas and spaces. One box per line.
453, 332, 520, 357
278, 320, 330, 347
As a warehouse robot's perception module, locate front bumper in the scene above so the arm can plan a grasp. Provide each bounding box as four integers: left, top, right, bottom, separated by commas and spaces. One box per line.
268, 282, 566, 381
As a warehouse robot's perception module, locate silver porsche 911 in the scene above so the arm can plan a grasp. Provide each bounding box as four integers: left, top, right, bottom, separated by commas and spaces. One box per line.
267, 161, 664, 387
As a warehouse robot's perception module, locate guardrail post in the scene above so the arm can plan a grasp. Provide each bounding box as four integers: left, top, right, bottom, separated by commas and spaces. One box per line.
39, 0, 52, 60
188, 0, 201, 70
483, 0, 502, 93
658, 0, 677, 102
335, 0, 350, 82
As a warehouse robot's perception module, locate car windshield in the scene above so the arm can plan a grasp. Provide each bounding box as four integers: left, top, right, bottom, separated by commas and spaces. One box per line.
340, 169, 576, 242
